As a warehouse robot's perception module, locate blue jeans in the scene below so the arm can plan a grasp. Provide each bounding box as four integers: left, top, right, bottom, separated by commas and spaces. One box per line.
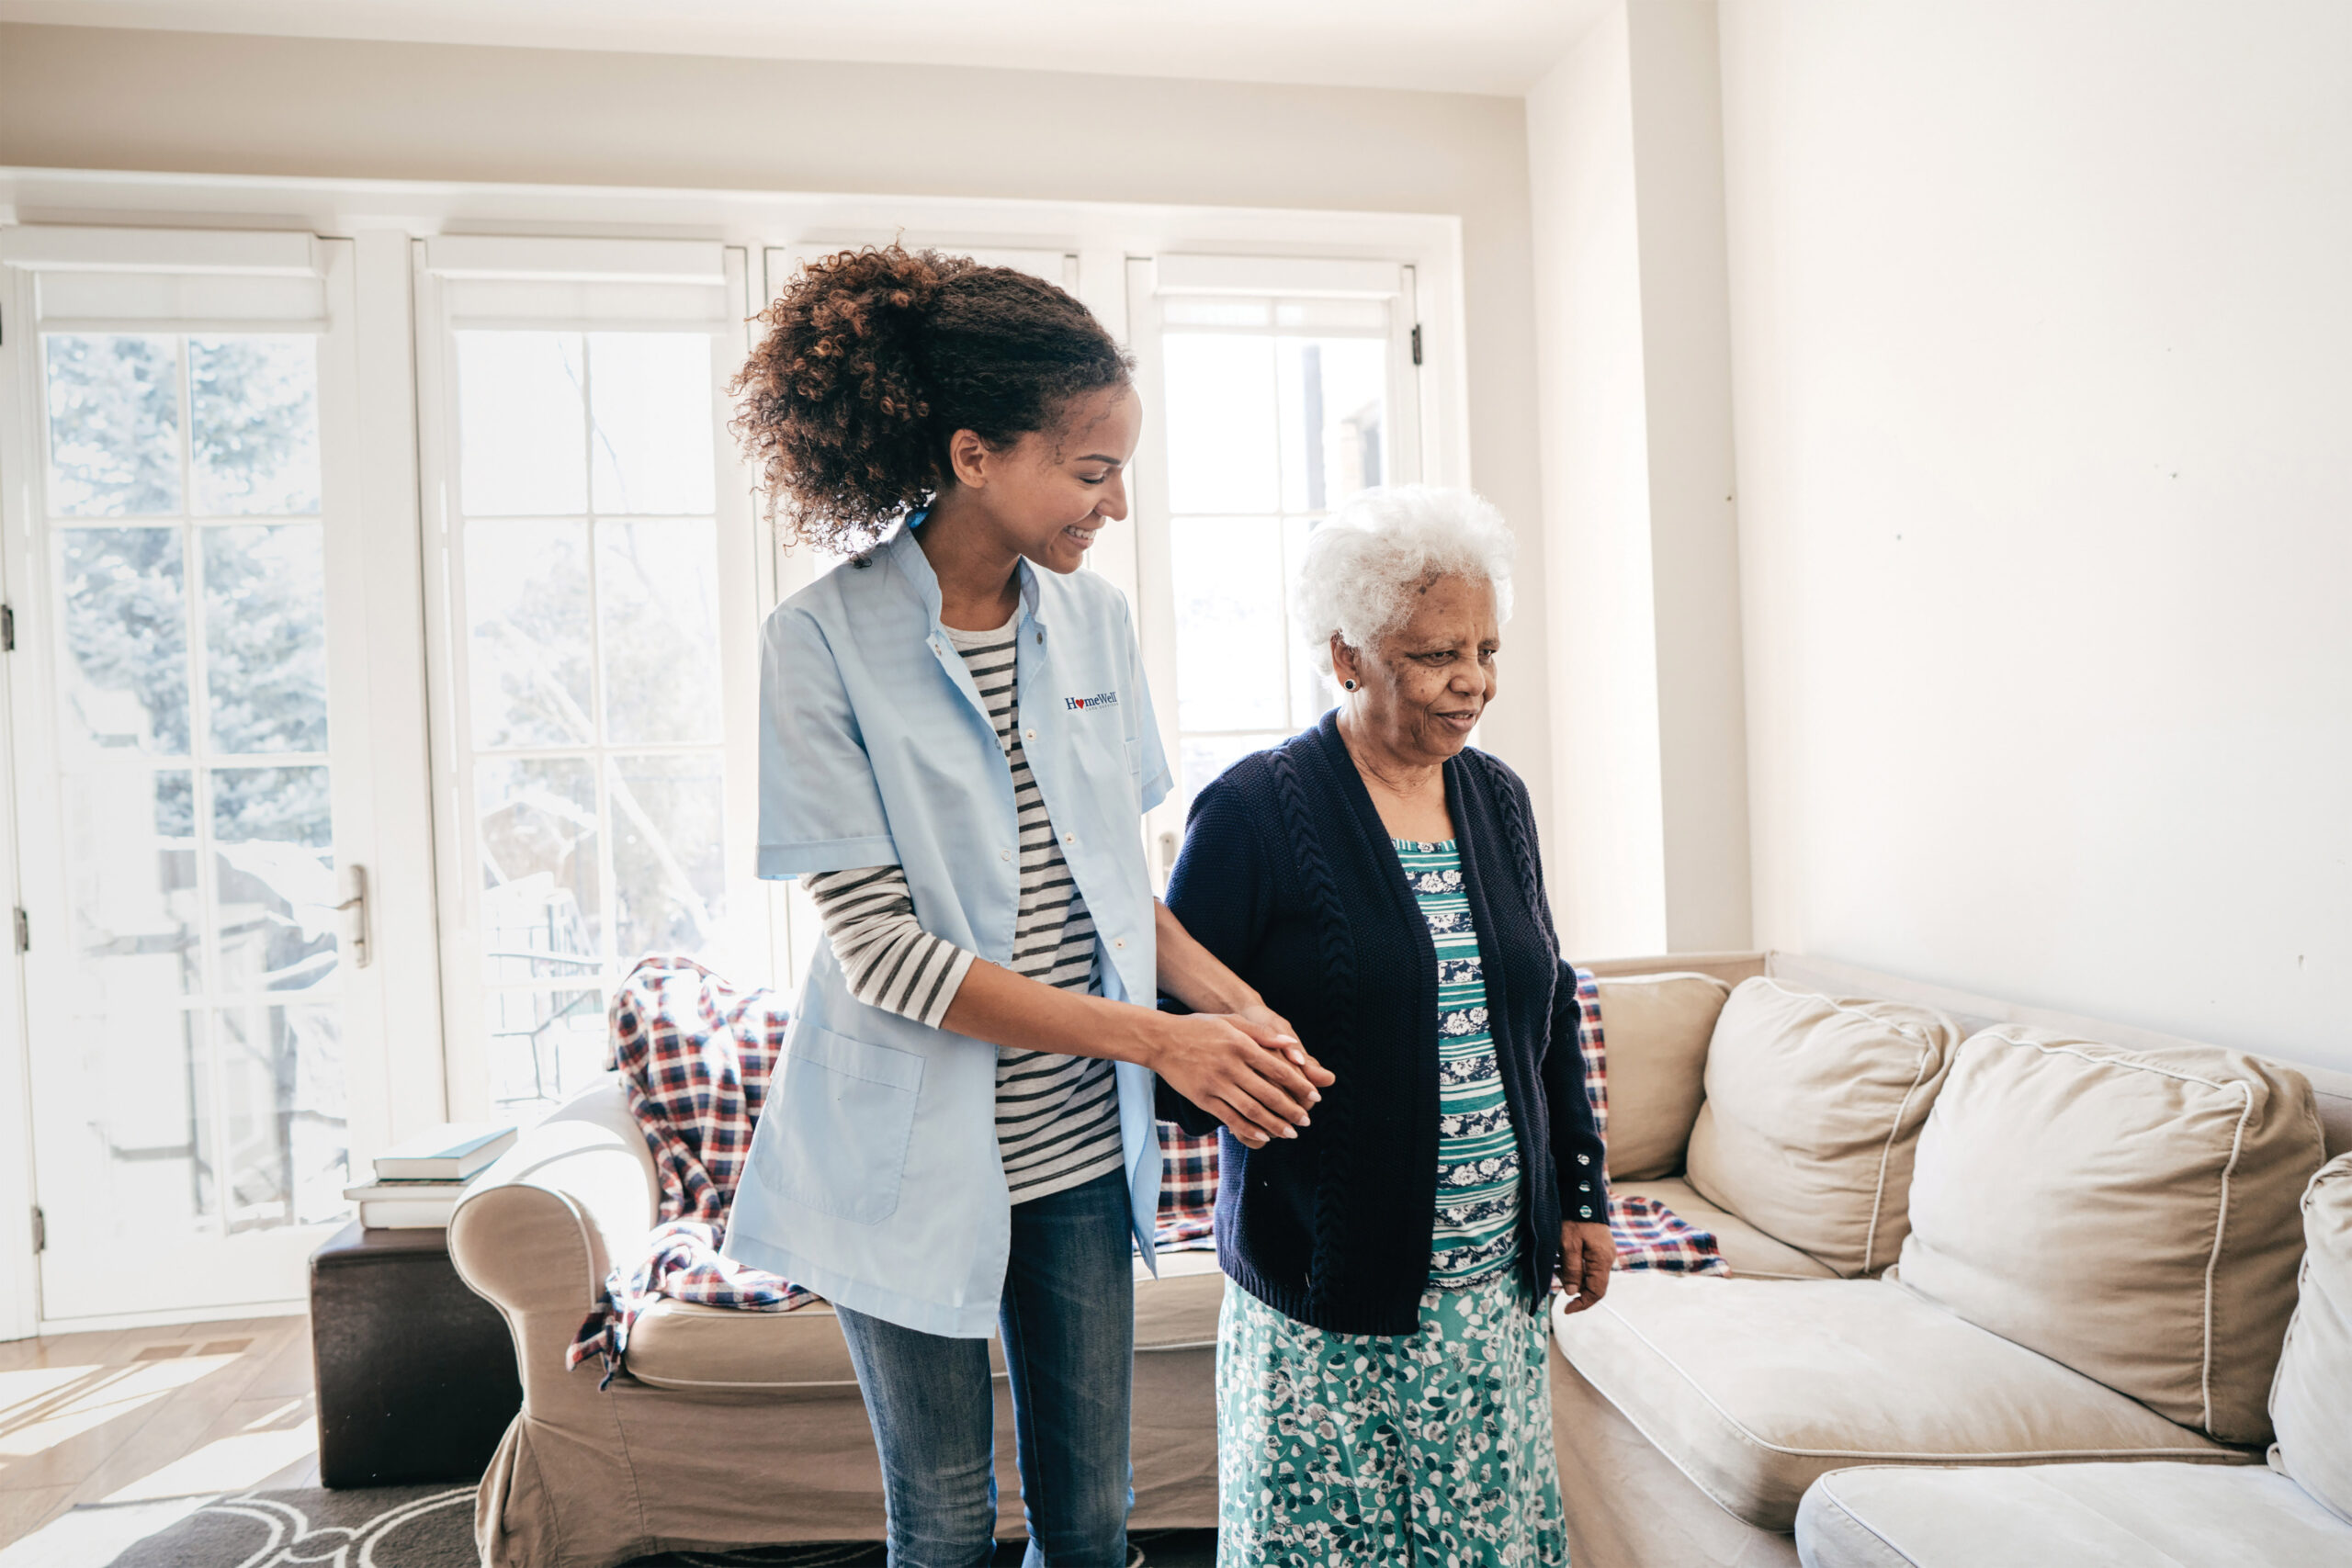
834, 1168, 1136, 1568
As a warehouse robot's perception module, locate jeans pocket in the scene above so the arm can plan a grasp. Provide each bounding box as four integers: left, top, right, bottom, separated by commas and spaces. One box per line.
768, 1024, 925, 1224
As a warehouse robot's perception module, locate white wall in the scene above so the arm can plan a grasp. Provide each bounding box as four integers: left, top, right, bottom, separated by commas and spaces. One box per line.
1720, 0, 2352, 1072
1526, 1, 1747, 959
0, 22, 1563, 832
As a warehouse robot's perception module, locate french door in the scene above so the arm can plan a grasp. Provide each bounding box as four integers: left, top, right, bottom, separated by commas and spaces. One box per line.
0, 228, 426, 1324
413, 238, 772, 1121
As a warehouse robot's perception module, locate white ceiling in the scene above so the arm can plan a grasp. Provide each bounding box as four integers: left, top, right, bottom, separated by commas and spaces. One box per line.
0, 0, 1608, 96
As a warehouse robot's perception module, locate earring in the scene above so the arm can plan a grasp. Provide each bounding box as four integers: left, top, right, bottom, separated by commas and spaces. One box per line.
1342, 679, 1358, 692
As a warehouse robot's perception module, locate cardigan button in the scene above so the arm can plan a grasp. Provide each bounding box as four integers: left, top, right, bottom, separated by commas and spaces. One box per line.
1579, 1182, 1591, 1192
1577, 1154, 1590, 1166
1578, 1207, 1594, 1219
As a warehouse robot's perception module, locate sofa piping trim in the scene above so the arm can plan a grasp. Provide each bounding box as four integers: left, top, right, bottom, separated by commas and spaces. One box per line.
1974, 1030, 2258, 1438
1863, 1039, 1938, 1275
1569, 1297, 2243, 1463
1807, 1472, 1925, 1568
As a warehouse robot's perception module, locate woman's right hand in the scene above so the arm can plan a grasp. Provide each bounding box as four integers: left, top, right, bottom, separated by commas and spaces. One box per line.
1148, 1011, 1334, 1149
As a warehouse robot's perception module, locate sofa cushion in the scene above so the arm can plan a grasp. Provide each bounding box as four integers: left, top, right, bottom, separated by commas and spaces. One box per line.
1685, 979, 1962, 1278
2271, 1153, 2352, 1525
1551, 1274, 2243, 1532
1795, 1461, 2352, 1568
1615, 1178, 1837, 1281
626, 1248, 1225, 1391
1595, 973, 1730, 1180
1897, 1028, 2323, 1447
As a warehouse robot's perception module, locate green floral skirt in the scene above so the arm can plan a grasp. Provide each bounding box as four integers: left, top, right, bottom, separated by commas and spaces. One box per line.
1214, 1270, 1569, 1568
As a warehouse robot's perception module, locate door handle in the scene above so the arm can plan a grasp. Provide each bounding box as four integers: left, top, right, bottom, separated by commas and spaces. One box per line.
334, 864, 372, 970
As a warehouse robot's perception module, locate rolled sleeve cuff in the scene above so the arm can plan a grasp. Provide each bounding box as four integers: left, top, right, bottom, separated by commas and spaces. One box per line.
757, 835, 900, 880
1140, 766, 1174, 815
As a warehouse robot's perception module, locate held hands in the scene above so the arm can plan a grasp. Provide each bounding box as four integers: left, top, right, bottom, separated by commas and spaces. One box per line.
1555, 1219, 1616, 1315
1150, 1005, 1336, 1150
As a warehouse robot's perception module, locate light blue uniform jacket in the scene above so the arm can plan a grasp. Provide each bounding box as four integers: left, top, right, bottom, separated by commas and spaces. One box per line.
721, 516, 1174, 1337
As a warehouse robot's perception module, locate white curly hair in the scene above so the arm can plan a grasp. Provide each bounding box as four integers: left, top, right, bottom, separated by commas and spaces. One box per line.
1292, 485, 1516, 677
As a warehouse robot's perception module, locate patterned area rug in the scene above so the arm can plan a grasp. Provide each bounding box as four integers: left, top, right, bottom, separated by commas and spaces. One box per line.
13, 1485, 1215, 1567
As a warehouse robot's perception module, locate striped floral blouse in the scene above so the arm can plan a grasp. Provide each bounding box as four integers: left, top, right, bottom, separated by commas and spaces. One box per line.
1396, 838, 1526, 1288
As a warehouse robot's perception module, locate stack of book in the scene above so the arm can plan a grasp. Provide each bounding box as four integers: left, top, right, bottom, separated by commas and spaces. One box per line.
343, 1123, 517, 1229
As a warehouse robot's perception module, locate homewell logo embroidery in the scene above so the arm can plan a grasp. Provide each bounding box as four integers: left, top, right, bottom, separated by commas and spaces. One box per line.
1066, 691, 1120, 711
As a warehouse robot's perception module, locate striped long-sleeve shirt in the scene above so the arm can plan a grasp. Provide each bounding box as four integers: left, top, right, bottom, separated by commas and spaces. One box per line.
799, 613, 1126, 1205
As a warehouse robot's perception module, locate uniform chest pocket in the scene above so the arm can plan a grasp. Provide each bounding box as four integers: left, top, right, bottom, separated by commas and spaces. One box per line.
1124, 736, 1142, 777
761, 1024, 924, 1224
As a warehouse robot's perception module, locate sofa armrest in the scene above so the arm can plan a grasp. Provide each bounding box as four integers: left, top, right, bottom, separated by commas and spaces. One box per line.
450, 1076, 659, 1323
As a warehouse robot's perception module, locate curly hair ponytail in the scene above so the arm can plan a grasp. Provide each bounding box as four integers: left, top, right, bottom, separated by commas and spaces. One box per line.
729, 245, 1132, 553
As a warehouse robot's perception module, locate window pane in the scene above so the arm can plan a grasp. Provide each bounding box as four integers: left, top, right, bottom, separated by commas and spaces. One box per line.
588, 333, 716, 515
598, 519, 723, 745
67, 768, 201, 998
478, 757, 602, 981
212, 763, 333, 848
61, 526, 189, 756
467, 519, 594, 749
1277, 337, 1388, 513
205, 525, 328, 754
212, 1004, 347, 1232
188, 337, 322, 516
44, 334, 182, 517
458, 332, 587, 516
485, 988, 605, 1114
1163, 334, 1279, 514
1171, 516, 1289, 732
608, 751, 726, 964
210, 769, 339, 996
75, 1010, 209, 1240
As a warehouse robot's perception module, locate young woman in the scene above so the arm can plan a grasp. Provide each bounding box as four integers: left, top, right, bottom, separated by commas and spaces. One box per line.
718, 247, 1333, 1568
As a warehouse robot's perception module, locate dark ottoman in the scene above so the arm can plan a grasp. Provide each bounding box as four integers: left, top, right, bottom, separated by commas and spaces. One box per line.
310, 1221, 525, 1487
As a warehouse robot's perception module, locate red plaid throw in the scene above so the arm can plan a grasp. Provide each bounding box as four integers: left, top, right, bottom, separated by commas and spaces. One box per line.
1573, 964, 1728, 1276
1154, 1122, 1218, 1250
569, 955, 818, 1383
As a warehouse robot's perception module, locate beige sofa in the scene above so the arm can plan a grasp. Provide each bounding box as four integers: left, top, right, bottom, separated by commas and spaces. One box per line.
451, 951, 2352, 1568
1550, 953, 2352, 1568
1793, 1151, 2352, 1564
448, 1082, 1225, 1568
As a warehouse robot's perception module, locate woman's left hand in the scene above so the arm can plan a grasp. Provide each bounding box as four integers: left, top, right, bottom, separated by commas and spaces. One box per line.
1556, 1220, 1616, 1315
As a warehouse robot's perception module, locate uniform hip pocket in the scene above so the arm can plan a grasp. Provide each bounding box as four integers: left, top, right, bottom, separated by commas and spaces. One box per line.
763, 1024, 925, 1224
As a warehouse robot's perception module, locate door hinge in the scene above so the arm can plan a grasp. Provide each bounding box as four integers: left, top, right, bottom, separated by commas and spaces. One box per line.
30, 1206, 43, 1254
12, 908, 26, 954
1, 604, 14, 652
1410, 323, 1423, 366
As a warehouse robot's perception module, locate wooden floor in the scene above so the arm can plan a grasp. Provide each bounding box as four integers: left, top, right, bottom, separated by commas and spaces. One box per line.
0, 1314, 318, 1551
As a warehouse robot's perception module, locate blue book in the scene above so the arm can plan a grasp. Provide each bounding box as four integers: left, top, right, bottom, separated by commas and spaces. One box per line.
371, 1122, 516, 1181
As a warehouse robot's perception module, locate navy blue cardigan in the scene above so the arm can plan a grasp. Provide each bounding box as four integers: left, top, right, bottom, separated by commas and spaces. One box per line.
1159, 711, 1608, 1335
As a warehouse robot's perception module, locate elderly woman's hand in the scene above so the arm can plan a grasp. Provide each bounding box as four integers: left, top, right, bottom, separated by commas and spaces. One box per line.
1556, 1220, 1616, 1314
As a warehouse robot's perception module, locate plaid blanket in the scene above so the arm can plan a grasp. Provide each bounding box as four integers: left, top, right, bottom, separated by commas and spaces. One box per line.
1572, 964, 1729, 1276
569, 955, 818, 1383
1148, 970, 1726, 1276
1155, 1123, 1218, 1250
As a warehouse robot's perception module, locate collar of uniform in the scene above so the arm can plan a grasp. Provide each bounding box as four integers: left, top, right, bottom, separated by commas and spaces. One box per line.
890, 509, 1046, 640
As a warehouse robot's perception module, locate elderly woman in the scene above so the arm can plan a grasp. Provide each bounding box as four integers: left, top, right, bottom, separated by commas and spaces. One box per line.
1159, 485, 1613, 1566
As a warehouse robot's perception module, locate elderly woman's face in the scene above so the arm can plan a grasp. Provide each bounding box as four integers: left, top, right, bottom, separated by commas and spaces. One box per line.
1343, 573, 1500, 761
